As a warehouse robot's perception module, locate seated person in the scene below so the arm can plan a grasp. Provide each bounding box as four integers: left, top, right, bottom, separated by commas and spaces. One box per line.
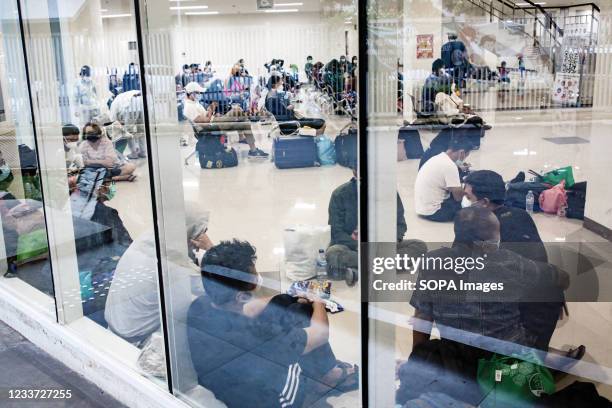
224, 64, 250, 111
414, 138, 473, 222
419, 131, 474, 176
498, 60, 510, 83
266, 75, 326, 135
188, 239, 359, 408
463, 170, 572, 352
109, 90, 146, 159
183, 82, 268, 159
79, 122, 137, 182
327, 163, 427, 279
62, 124, 84, 170
421, 59, 452, 113
402, 207, 570, 405
105, 203, 212, 345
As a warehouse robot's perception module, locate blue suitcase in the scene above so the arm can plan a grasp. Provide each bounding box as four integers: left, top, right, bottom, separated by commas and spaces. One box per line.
273, 136, 318, 169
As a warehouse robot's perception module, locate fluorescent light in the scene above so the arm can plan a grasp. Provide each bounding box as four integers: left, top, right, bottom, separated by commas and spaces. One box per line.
515, 2, 546, 6
264, 8, 298, 13
274, 2, 303, 6
170, 5, 208, 10
185, 11, 219, 15
101, 13, 132, 19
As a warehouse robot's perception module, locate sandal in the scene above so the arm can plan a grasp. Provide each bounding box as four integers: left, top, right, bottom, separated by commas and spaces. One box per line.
333, 361, 359, 393
127, 174, 137, 182
565, 345, 586, 361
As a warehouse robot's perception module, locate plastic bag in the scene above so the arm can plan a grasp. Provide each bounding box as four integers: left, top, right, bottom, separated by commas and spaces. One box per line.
316, 136, 336, 165
542, 166, 575, 188
283, 225, 331, 281
137, 331, 167, 380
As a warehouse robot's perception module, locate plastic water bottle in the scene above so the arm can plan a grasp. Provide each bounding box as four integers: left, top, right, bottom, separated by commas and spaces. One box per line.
316, 249, 327, 280
526, 190, 534, 214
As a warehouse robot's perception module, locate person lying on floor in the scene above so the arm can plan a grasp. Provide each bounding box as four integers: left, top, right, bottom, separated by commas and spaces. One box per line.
188, 239, 359, 408
79, 122, 137, 182
266, 75, 326, 135
182, 82, 268, 159
400, 207, 576, 405
105, 202, 212, 346
414, 137, 474, 222
327, 162, 427, 279
463, 170, 584, 358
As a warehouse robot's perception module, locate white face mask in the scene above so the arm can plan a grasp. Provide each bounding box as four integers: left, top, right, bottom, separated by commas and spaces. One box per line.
455, 159, 464, 167
461, 196, 472, 208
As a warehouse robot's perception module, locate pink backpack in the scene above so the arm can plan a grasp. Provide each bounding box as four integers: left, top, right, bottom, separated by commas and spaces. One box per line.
539, 181, 567, 214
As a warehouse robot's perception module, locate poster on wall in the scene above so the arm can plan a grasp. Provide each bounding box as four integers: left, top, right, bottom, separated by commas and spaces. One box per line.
552, 72, 580, 105
416, 35, 434, 59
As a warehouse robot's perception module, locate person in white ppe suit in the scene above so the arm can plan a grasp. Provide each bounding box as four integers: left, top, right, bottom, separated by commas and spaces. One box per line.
73, 65, 100, 127
109, 90, 147, 159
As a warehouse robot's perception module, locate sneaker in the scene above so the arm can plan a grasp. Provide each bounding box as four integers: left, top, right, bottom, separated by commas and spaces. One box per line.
248, 148, 269, 159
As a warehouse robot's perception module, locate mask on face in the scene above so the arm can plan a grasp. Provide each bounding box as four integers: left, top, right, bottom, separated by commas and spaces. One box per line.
85, 132, 101, 141
461, 196, 472, 208
104, 183, 116, 201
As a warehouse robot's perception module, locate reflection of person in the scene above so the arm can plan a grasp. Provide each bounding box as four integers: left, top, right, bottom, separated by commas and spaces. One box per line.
414, 138, 473, 222
421, 59, 453, 113
326, 164, 426, 279
183, 82, 268, 158
109, 90, 146, 159
441, 33, 468, 86
498, 61, 510, 83
188, 239, 359, 408
73, 65, 100, 127
411, 206, 570, 349
105, 204, 212, 345
304, 55, 314, 83
79, 123, 137, 182
463, 170, 566, 351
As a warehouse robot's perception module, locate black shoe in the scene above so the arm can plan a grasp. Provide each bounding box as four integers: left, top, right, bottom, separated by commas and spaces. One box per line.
509, 171, 526, 184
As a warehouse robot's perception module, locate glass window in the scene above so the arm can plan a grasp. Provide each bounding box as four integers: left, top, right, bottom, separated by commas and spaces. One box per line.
139, 0, 362, 406
16, 0, 167, 389
367, 0, 612, 406
0, 0, 54, 312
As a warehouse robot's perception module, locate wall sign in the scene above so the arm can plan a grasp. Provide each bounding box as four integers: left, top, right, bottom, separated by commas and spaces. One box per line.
416, 34, 434, 59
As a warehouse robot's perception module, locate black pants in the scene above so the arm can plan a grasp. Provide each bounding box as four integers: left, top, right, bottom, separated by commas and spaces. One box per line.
423, 196, 462, 222
278, 118, 325, 134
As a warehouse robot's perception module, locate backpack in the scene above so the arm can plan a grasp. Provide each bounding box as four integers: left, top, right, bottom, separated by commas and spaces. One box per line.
196, 137, 238, 169
539, 181, 567, 214
451, 45, 465, 67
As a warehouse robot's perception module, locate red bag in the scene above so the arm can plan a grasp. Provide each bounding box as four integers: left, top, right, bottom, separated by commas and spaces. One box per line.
539, 181, 567, 214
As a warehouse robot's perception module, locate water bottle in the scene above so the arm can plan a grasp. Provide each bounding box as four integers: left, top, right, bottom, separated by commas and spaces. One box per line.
316, 249, 327, 280
526, 190, 534, 214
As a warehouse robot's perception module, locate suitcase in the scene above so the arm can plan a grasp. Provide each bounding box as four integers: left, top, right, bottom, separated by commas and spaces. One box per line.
566, 181, 586, 220
335, 128, 357, 168
398, 127, 423, 159
196, 137, 238, 169
18, 144, 38, 173
504, 182, 550, 212
273, 136, 318, 169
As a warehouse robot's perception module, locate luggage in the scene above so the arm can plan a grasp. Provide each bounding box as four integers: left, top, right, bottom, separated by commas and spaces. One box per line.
398, 127, 424, 159
539, 182, 567, 214
273, 136, 318, 169
196, 136, 238, 169
18, 144, 38, 172
505, 182, 550, 212
316, 135, 336, 165
122, 63, 140, 91
566, 181, 586, 220
335, 128, 357, 168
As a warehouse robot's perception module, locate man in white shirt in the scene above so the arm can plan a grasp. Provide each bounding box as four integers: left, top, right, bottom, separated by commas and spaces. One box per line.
182, 82, 268, 158
414, 137, 473, 222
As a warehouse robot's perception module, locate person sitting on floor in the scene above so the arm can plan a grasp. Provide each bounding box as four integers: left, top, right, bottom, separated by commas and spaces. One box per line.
188, 239, 359, 408
105, 203, 212, 345
421, 59, 453, 113
79, 122, 137, 182
266, 75, 326, 135
182, 82, 268, 159
414, 138, 473, 222
327, 163, 427, 279
463, 170, 582, 355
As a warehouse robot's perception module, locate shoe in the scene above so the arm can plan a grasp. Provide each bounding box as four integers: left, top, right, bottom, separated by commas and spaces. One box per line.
482, 123, 492, 131
138, 152, 147, 158
248, 148, 269, 159
127, 153, 140, 160
509, 171, 526, 184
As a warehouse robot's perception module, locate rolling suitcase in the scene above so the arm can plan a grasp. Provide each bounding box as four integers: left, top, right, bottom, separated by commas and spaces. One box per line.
273, 136, 318, 169
335, 128, 357, 168
398, 127, 423, 159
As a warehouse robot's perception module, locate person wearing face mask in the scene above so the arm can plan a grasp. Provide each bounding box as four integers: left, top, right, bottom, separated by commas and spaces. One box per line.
105, 202, 212, 345
463, 170, 575, 352
414, 138, 473, 222
188, 239, 359, 408
266, 75, 326, 135
79, 122, 137, 181
305, 55, 314, 83
73, 65, 100, 127
401, 207, 571, 405
183, 82, 269, 158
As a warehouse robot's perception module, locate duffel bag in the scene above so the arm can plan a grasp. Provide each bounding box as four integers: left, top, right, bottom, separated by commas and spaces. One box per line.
196, 137, 238, 169
335, 128, 357, 167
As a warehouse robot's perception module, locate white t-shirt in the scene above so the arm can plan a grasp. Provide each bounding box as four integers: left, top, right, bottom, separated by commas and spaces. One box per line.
414, 152, 461, 216
183, 98, 206, 122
